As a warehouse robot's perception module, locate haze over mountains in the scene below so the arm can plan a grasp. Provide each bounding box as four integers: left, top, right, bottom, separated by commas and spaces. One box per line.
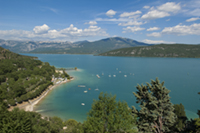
0, 37, 152, 54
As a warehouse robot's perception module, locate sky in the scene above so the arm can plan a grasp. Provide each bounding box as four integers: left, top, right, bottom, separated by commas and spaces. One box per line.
0, 0, 200, 44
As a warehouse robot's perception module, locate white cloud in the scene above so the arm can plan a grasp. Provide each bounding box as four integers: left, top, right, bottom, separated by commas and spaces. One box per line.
33, 24, 50, 34
166, 19, 170, 21
95, 18, 129, 22
141, 2, 181, 20
186, 17, 200, 22
106, 9, 117, 17
143, 6, 150, 9
147, 32, 161, 37
122, 26, 145, 33
85, 21, 97, 25
120, 10, 142, 17
147, 27, 160, 31
162, 23, 200, 35
0, 24, 108, 41
118, 21, 143, 26
157, 2, 181, 13
142, 39, 175, 44
141, 10, 170, 20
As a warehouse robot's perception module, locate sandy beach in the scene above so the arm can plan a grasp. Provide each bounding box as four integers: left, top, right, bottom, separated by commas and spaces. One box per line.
9, 77, 74, 112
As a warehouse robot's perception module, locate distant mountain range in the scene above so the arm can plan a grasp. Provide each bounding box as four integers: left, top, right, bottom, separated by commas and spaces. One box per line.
0, 37, 152, 54
99, 44, 200, 58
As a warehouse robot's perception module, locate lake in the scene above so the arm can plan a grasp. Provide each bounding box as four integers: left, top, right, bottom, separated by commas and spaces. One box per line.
22, 54, 200, 122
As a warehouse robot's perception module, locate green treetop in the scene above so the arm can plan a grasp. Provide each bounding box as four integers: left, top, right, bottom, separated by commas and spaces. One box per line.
133, 78, 176, 133
83, 92, 137, 133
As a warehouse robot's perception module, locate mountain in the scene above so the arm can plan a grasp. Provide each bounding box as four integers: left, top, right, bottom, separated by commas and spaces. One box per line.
0, 37, 152, 54
99, 44, 200, 58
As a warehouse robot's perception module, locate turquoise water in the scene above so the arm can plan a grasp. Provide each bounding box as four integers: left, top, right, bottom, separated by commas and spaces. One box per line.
22, 54, 200, 122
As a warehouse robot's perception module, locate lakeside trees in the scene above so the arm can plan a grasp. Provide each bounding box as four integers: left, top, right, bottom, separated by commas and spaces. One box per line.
83, 92, 137, 133
133, 78, 176, 133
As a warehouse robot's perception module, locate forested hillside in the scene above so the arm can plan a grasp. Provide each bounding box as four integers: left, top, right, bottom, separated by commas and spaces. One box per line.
100, 44, 200, 58
0, 46, 70, 106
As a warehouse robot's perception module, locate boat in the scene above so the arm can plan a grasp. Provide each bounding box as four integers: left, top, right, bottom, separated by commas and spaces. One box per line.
124, 75, 127, 77
119, 71, 121, 73
88, 88, 91, 90
96, 74, 100, 78
95, 88, 99, 91
78, 85, 86, 87
108, 75, 111, 77
113, 75, 116, 77
81, 103, 85, 106
84, 90, 88, 93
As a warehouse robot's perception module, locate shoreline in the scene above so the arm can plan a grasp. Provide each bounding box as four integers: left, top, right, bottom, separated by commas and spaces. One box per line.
25, 77, 74, 112
9, 77, 74, 112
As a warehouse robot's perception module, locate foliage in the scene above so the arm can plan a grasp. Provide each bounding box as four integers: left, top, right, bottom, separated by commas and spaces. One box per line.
83, 92, 137, 133
133, 78, 176, 133
172, 103, 187, 132
100, 44, 200, 58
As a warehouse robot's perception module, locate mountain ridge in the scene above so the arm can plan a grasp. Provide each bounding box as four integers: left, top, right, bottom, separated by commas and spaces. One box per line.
0, 37, 153, 54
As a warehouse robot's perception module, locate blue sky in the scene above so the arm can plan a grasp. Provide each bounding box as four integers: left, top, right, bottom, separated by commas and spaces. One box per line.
0, 0, 200, 44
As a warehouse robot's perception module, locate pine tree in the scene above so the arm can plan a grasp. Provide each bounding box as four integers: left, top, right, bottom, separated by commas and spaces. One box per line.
83, 92, 137, 133
173, 103, 187, 132
133, 78, 176, 133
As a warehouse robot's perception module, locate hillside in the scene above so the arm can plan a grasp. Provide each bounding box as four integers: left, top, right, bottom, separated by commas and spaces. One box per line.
99, 44, 200, 58
0, 46, 70, 105
0, 37, 152, 54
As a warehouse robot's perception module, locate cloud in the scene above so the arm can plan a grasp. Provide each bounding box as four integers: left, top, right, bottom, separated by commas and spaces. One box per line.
106, 9, 117, 17
147, 32, 161, 37
95, 18, 128, 22
33, 24, 50, 34
85, 21, 97, 25
147, 23, 200, 37
122, 26, 145, 33
141, 2, 181, 20
162, 23, 200, 35
0, 24, 108, 41
120, 10, 142, 18
142, 39, 175, 44
147, 27, 160, 31
186, 17, 200, 22
118, 21, 143, 26
141, 10, 170, 20
157, 2, 181, 13
143, 6, 150, 9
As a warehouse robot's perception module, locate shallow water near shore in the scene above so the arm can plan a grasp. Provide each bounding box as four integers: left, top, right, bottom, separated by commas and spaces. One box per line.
22, 54, 200, 122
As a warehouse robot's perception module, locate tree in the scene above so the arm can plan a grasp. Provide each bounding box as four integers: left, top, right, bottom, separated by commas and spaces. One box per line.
172, 103, 187, 132
133, 78, 176, 133
83, 92, 137, 133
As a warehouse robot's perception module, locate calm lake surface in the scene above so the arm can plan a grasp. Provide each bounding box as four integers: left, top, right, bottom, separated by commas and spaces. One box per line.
22, 54, 200, 122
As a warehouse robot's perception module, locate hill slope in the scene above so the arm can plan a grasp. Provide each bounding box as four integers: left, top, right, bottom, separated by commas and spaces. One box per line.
99, 44, 200, 58
0, 37, 152, 54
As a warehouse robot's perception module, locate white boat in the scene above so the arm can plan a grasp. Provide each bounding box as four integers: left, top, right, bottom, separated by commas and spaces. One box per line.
113, 75, 116, 77
108, 75, 111, 77
84, 90, 88, 93
124, 75, 127, 77
95, 88, 99, 91
119, 71, 121, 73
96, 74, 100, 78
81, 103, 85, 106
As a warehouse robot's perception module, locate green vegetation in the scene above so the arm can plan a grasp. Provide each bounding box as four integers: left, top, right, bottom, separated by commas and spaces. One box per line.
83, 92, 137, 133
100, 44, 200, 58
0, 47, 70, 107
133, 78, 176, 132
